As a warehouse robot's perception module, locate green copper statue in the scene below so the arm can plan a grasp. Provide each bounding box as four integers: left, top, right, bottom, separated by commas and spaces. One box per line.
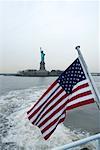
40, 47, 45, 62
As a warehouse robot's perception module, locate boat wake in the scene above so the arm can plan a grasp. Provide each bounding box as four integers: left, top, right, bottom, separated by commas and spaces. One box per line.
0, 86, 97, 149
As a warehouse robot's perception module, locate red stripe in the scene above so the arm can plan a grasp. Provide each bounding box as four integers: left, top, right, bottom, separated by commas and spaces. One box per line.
66, 90, 92, 104
36, 92, 68, 125
42, 112, 66, 133
38, 100, 68, 128
34, 88, 64, 124
44, 128, 54, 140
27, 80, 57, 114
28, 86, 62, 121
43, 116, 65, 140
42, 116, 61, 134
72, 83, 89, 93
28, 99, 47, 120
66, 98, 95, 110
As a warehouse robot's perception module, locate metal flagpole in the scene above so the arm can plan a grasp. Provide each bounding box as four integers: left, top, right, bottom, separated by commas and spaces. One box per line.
75, 46, 100, 109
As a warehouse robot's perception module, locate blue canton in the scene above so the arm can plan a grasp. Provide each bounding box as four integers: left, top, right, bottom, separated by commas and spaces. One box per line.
57, 58, 86, 94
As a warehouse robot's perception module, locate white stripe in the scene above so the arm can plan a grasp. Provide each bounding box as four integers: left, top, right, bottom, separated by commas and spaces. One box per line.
42, 113, 65, 138
27, 83, 59, 117
29, 86, 63, 123
34, 89, 66, 125
78, 57, 98, 103
67, 94, 94, 107
72, 79, 95, 102
40, 109, 65, 131
72, 79, 89, 90
69, 86, 90, 99
37, 96, 69, 128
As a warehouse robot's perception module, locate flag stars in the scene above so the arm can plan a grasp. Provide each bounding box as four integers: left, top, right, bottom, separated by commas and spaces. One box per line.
67, 91, 70, 94
81, 72, 83, 74
63, 81, 65, 84
82, 76, 85, 79
57, 58, 86, 94
73, 81, 76, 84
76, 78, 80, 81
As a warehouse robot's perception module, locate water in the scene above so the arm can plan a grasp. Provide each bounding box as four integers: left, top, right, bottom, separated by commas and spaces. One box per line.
64, 76, 100, 134
0, 75, 100, 150
0, 76, 57, 96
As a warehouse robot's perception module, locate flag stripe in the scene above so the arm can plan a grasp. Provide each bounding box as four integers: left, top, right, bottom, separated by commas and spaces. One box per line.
67, 94, 94, 107
29, 86, 62, 123
34, 89, 66, 125
39, 110, 66, 132
38, 109, 65, 132
72, 83, 89, 93
42, 112, 65, 134
71, 85, 91, 98
42, 113, 65, 138
72, 79, 89, 90
27, 80, 58, 114
66, 98, 94, 110
35, 92, 68, 126
27, 83, 60, 119
68, 90, 92, 103
43, 114, 65, 140
37, 100, 68, 128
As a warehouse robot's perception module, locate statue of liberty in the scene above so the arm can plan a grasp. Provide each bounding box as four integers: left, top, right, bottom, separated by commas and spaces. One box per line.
40, 47, 45, 62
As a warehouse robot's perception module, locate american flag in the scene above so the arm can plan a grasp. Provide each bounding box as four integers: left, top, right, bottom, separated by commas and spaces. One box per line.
27, 58, 95, 140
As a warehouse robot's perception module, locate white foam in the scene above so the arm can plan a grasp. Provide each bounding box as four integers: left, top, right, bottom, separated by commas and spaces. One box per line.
0, 86, 97, 149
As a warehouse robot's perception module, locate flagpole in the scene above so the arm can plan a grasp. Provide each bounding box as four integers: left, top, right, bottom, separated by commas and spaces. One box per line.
75, 46, 100, 109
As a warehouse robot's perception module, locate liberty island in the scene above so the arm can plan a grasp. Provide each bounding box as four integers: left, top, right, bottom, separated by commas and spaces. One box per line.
0, 47, 99, 76
17, 47, 63, 77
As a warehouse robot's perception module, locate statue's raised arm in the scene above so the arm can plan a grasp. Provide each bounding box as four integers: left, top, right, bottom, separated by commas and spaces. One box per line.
40, 47, 45, 62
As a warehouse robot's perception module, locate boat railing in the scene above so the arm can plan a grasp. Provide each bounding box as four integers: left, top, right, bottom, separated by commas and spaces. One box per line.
52, 133, 100, 150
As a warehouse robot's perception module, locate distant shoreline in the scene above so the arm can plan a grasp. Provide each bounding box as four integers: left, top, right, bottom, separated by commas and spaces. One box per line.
0, 72, 100, 77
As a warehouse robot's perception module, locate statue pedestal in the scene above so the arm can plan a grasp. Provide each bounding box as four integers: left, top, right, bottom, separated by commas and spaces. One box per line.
40, 61, 45, 70
37, 61, 48, 76
37, 70, 49, 76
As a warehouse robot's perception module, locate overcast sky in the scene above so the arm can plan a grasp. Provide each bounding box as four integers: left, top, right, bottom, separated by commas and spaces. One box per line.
0, 0, 99, 73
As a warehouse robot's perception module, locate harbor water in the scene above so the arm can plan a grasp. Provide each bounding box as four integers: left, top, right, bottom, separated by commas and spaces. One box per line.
0, 75, 100, 150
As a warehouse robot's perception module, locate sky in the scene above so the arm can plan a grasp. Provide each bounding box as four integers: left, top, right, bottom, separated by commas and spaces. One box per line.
0, 0, 100, 73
